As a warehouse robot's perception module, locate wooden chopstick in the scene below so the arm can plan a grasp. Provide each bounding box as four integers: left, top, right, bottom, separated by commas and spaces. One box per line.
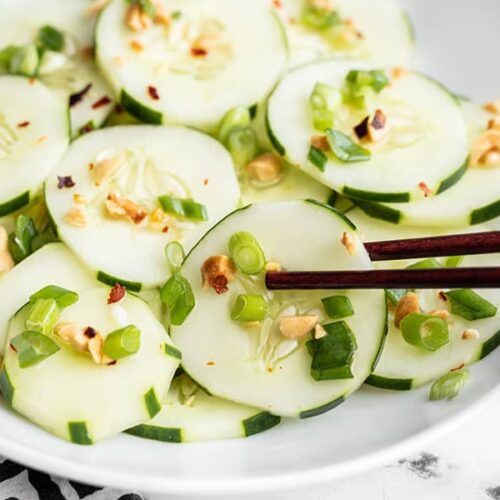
265, 231, 500, 291
364, 231, 500, 261
266, 267, 500, 290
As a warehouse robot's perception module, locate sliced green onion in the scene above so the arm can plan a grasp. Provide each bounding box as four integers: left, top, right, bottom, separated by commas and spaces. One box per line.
430, 369, 469, 401
325, 129, 371, 163
310, 83, 342, 111
160, 272, 196, 326
445, 255, 465, 268
228, 231, 266, 275
103, 325, 141, 360
385, 288, 407, 306
0, 45, 20, 72
37, 25, 65, 52
308, 145, 328, 172
10, 330, 60, 368
406, 258, 442, 269
312, 109, 334, 132
444, 289, 497, 321
9, 44, 39, 77
344, 69, 389, 108
31, 231, 58, 253
165, 241, 185, 274
29, 285, 79, 310
400, 313, 449, 351
301, 5, 340, 31
322, 295, 354, 319
25, 298, 60, 335
306, 321, 357, 381
226, 127, 258, 167
158, 195, 208, 221
8, 214, 38, 263
231, 294, 268, 322
218, 106, 252, 144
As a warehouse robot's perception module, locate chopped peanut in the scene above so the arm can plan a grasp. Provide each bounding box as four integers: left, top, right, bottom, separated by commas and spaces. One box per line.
149, 207, 166, 231
130, 39, 144, 52
154, 5, 171, 26
394, 292, 420, 328
279, 315, 318, 340
0, 226, 14, 275
245, 153, 282, 183
201, 255, 236, 294
470, 129, 500, 167
462, 329, 480, 340
341, 231, 356, 256
91, 154, 127, 186
314, 324, 328, 340
73, 194, 88, 205
88, 335, 113, 364
105, 192, 148, 224
86, 0, 110, 15
265, 261, 282, 272
484, 101, 500, 114
64, 205, 87, 227
125, 4, 152, 31
310, 134, 330, 151
392, 67, 409, 79
429, 309, 450, 321
488, 116, 500, 131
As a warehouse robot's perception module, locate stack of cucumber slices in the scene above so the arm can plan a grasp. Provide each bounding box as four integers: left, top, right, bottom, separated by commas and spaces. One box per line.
0, 0, 498, 447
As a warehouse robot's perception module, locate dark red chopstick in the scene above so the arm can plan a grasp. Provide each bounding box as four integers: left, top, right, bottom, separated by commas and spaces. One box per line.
364, 231, 500, 261
266, 267, 500, 290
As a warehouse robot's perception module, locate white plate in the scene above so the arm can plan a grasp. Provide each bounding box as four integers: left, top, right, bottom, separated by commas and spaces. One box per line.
1, 0, 500, 495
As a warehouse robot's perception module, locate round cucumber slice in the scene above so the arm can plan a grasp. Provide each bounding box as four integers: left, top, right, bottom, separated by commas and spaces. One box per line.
354, 101, 500, 227
0, 0, 115, 137
127, 374, 280, 442
0, 75, 69, 217
368, 251, 500, 390
1, 287, 180, 444
0, 243, 97, 356
96, 0, 287, 132
273, 0, 414, 69
45, 126, 240, 290
266, 61, 469, 202
171, 201, 387, 418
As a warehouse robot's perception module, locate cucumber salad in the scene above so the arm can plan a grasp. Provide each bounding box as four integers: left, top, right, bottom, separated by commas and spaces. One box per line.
0, 0, 498, 447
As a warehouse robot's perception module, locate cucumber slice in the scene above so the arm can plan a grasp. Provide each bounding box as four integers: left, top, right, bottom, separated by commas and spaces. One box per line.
45, 126, 240, 290
96, 0, 287, 132
240, 164, 332, 205
273, 0, 414, 69
368, 252, 500, 390
0, 243, 98, 355
354, 101, 500, 226
127, 374, 280, 442
0, 0, 115, 137
0, 76, 69, 217
2, 287, 179, 444
266, 61, 469, 202
171, 201, 387, 417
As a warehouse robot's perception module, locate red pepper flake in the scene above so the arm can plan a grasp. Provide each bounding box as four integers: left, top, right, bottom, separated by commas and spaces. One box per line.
191, 47, 208, 57
79, 121, 95, 135
206, 361, 216, 366
92, 96, 112, 109
9, 343, 17, 352
114, 104, 124, 114
81, 46, 94, 59
162, 226, 170, 233
354, 116, 369, 140
438, 291, 447, 302
57, 175, 76, 189
148, 85, 160, 100
211, 275, 229, 295
267, 367, 273, 373
84, 327, 97, 339
371, 109, 387, 130
203, 178, 209, 186
451, 363, 465, 372
69, 83, 92, 107
108, 283, 126, 304
418, 182, 432, 198
88, 162, 95, 171
29, 77, 35, 85
17, 121, 30, 128
107, 360, 118, 366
